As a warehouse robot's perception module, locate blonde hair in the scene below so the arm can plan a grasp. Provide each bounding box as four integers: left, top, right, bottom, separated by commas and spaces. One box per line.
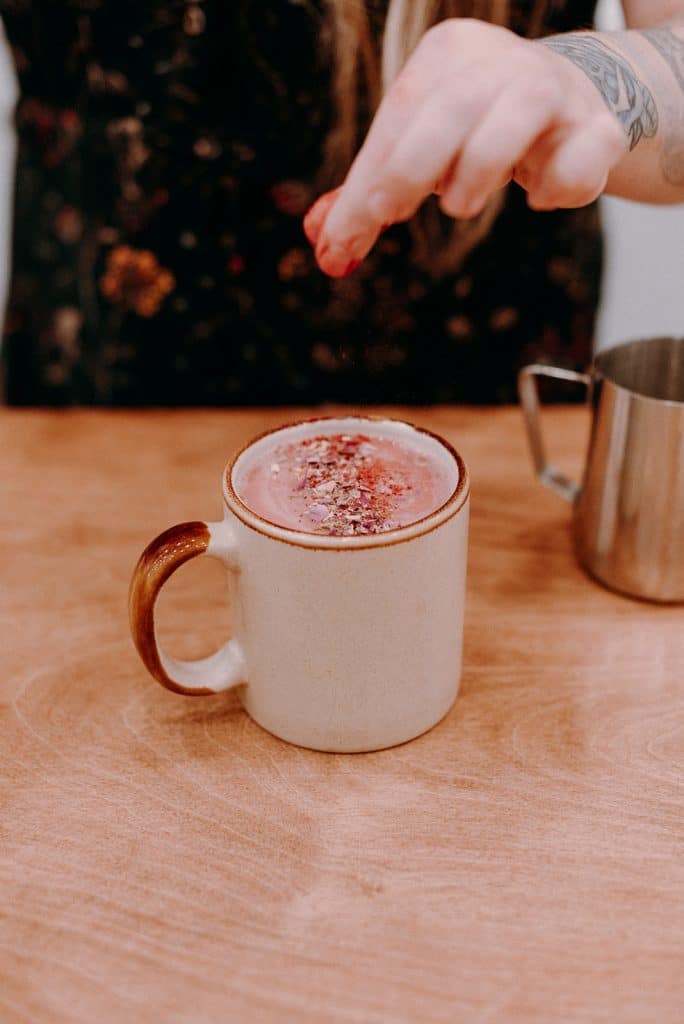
323, 0, 549, 275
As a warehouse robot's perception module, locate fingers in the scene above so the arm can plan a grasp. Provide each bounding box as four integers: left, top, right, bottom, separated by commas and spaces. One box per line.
309, 111, 623, 276
303, 21, 628, 276
439, 84, 561, 218
316, 92, 486, 276
316, 74, 504, 276
316, 75, 555, 274
313, 71, 442, 276
373, 88, 491, 220
302, 187, 343, 247
525, 113, 626, 210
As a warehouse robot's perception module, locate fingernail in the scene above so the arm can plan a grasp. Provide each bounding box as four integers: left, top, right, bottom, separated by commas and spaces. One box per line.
315, 241, 348, 266
315, 241, 355, 277
315, 240, 329, 261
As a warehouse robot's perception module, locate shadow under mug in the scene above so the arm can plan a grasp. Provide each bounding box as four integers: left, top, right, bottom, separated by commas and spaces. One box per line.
129, 416, 470, 752
519, 336, 684, 603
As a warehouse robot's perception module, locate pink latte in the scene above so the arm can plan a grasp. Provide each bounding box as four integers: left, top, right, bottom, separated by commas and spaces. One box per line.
235, 432, 453, 536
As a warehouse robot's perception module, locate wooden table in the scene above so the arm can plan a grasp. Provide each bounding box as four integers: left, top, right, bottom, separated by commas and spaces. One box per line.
2, 408, 683, 1023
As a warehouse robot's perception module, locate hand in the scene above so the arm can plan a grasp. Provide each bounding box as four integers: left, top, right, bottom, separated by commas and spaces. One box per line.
303, 19, 627, 277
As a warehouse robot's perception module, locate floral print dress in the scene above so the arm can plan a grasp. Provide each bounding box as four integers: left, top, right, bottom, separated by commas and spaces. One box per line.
1, 0, 599, 406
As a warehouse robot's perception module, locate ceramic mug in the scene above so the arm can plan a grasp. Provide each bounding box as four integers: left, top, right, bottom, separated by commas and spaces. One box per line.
129, 416, 470, 752
519, 336, 684, 602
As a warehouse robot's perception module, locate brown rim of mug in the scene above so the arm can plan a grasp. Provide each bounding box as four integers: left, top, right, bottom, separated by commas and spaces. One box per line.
222, 415, 470, 551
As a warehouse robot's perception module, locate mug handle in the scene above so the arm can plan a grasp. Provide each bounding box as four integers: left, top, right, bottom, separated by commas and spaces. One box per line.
128, 519, 247, 695
518, 364, 591, 502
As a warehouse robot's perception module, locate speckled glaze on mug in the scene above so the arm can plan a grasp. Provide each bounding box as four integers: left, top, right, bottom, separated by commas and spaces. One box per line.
129, 416, 470, 752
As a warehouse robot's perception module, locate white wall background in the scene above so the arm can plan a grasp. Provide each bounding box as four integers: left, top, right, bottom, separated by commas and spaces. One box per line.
0, 3, 680, 382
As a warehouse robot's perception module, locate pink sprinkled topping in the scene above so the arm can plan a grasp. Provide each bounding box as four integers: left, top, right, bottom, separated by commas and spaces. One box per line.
235, 428, 454, 536
272, 433, 411, 536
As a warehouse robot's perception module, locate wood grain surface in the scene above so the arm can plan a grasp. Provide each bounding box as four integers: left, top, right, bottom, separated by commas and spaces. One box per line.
1, 407, 682, 1024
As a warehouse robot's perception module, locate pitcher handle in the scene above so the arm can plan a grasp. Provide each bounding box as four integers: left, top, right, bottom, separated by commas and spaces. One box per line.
518, 364, 591, 502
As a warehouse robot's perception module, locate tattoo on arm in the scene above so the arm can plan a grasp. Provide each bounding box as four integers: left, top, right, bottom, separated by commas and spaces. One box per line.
637, 27, 684, 186
541, 35, 658, 151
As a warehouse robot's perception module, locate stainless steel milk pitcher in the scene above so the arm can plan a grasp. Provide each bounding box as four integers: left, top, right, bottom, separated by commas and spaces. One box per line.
519, 337, 684, 602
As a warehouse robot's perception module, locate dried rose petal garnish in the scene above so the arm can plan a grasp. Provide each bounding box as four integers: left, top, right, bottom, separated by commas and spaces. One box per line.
271, 433, 410, 536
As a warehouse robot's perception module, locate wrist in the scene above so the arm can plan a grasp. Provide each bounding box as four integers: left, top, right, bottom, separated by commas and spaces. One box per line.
539, 32, 657, 152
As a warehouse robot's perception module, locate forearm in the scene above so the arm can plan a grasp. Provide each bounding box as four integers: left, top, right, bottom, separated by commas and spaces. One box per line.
541, 18, 684, 203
